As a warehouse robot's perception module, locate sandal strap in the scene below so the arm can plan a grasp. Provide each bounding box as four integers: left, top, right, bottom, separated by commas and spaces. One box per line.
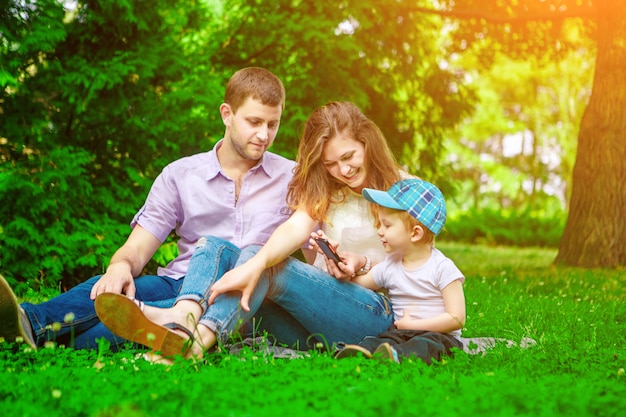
164, 322, 195, 342
128, 297, 144, 312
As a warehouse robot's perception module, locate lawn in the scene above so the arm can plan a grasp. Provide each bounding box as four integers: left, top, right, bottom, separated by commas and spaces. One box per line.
1, 243, 625, 417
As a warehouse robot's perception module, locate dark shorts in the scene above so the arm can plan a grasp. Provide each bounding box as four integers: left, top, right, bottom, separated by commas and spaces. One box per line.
358, 328, 463, 364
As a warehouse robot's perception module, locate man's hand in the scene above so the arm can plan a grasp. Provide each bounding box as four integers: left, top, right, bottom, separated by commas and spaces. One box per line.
208, 259, 263, 312
89, 263, 137, 300
89, 225, 161, 300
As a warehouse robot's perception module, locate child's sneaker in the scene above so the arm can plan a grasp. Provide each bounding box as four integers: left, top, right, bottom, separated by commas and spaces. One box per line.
373, 342, 399, 363
334, 344, 373, 359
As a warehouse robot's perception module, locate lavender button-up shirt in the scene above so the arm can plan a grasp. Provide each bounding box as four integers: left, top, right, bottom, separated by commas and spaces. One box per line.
131, 140, 295, 279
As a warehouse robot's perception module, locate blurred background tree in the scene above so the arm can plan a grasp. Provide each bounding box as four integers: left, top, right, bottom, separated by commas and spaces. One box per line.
406, 0, 625, 266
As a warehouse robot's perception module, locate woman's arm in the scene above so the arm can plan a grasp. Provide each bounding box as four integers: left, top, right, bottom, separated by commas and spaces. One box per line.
309, 233, 374, 280
394, 279, 466, 333
208, 208, 318, 311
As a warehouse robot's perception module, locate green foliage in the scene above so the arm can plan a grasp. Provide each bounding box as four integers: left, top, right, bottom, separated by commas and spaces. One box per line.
437, 0, 596, 62
1, 0, 222, 288
0, 146, 132, 290
3, 0, 598, 285
209, 0, 474, 161
1, 0, 474, 287
443, 207, 566, 247
1, 243, 625, 416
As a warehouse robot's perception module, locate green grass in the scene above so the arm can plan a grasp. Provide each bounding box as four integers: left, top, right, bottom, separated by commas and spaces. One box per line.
1, 243, 625, 417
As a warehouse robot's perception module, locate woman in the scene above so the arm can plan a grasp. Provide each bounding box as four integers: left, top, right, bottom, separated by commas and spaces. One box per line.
96, 101, 408, 358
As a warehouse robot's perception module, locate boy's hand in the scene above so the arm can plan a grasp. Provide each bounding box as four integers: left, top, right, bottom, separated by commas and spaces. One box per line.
394, 310, 415, 330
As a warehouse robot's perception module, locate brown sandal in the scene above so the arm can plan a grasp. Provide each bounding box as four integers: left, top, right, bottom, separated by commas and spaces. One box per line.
0, 275, 37, 349
95, 293, 193, 356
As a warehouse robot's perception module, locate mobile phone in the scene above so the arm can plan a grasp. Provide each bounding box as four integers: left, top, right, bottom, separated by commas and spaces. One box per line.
314, 237, 342, 265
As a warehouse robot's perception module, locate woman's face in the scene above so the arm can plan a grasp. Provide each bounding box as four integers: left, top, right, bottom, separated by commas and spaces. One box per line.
321, 132, 367, 192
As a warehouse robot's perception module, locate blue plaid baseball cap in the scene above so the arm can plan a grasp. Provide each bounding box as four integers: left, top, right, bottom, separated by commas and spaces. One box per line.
362, 179, 447, 235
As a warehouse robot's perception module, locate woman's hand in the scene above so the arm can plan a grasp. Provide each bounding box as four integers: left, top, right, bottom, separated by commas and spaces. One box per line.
208, 258, 264, 312
309, 231, 357, 280
308, 230, 331, 251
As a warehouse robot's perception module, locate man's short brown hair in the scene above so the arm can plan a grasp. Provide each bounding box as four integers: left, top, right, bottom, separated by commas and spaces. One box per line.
224, 67, 285, 113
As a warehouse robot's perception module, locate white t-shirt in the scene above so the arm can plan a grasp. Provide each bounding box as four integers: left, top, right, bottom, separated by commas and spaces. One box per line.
371, 248, 465, 338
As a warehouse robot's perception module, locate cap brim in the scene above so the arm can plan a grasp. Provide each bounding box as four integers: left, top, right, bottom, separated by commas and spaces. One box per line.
362, 188, 404, 210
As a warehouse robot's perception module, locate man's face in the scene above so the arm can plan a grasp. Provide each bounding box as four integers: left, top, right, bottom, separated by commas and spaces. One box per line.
222, 97, 282, 161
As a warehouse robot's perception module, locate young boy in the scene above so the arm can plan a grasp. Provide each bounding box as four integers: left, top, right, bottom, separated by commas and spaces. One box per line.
335, 178, 466, 364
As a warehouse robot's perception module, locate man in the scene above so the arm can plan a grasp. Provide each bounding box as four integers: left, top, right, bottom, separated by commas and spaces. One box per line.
0, 67, 295, 350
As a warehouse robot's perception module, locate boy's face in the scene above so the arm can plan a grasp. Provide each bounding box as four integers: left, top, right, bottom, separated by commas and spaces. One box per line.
376, 207, 414, 255
222, 96, 282, 161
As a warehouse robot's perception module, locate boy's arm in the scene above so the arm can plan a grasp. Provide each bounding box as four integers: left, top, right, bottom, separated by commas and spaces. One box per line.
350, 270, 381, 291
394, 279, 466, 333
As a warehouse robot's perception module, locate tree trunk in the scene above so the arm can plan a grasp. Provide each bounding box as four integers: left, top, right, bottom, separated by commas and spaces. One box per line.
555, 3, 626, 267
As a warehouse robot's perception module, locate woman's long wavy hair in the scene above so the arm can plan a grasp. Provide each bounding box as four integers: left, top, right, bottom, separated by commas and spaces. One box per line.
287, 101, 403, 222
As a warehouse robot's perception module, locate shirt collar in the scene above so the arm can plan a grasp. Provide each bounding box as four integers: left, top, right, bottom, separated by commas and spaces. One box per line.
205, 139, 274, 181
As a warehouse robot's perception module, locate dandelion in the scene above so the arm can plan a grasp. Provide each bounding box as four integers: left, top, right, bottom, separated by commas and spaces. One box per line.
146, 333, 156, 342
64, 313, 75, 323
51, 322, 62, 332
618, 368, 625, 377
51, 389, 62, 399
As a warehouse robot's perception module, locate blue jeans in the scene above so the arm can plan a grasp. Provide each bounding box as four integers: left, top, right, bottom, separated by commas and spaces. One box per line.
184, 238, 393, 349
21, 274, 183, 350
173, 236, 245, 334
